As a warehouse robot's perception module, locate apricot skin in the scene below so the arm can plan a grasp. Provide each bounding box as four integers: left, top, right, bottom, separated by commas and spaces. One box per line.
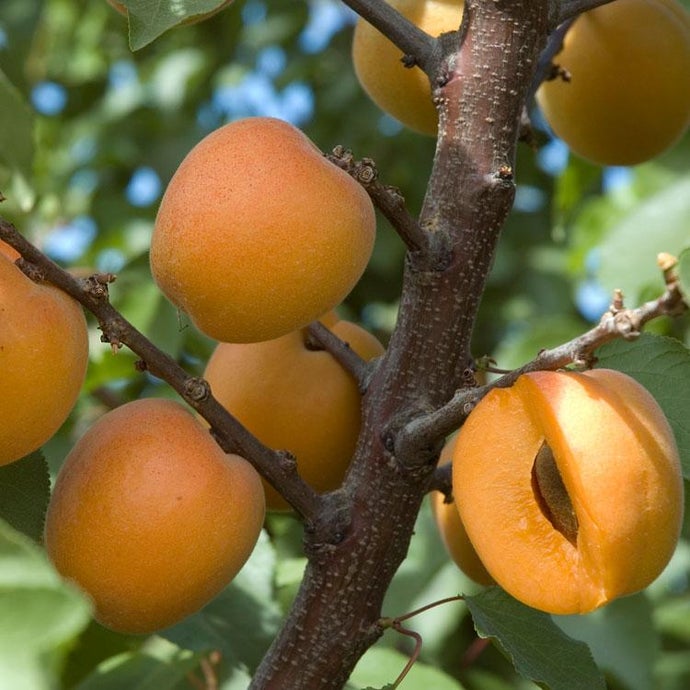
44, 398, 265, 634
0, 247, 88, 465
352, 0, 464, 135
150, 117, 376, 344
431, 437, 494, 586
452, 369, 683, 615
536, 0, 690, 166
203, 316, 384, 510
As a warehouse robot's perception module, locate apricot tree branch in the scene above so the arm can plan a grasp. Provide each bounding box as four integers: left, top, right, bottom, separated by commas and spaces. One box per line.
304, 320, 375, 392
326, 147, 434, 257
415, 265, 688, 472
340, 0, 438, 71
0, 215, 325, 524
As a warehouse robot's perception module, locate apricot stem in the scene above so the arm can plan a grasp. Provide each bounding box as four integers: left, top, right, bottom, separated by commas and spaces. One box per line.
341, 0, 437, 72
555, 0, 617, 28
326, 147, 432, 256
531, 441, 579, 544
304, 320, 374, 390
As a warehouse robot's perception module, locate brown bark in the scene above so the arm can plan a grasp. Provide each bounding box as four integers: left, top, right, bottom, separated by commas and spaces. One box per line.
249, 2, 551, 688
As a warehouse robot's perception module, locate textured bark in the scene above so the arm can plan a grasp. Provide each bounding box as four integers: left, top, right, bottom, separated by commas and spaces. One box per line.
249, 3, 551, 688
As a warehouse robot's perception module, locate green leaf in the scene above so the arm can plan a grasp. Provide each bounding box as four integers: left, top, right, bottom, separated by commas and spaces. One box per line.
121, 0, 232, 50
553, 594, 658, 690
678, 248, 690, 304
349, 646, 465, 690
597, 176, 690, 302
0, 519, 91, 690
0, 68, 34, 180
74, 636, 201, 690
465, 587, 605, 690
595, 333, 690, 478
0, 451, 51, 542
160, 530, 282, 673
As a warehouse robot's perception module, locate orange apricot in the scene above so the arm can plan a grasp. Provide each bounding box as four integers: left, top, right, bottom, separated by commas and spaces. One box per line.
150, 117, 376, 343
452, 369, 683, 615
203, 314, 384, 510
352, 0, 464, 135
536, 0, 690, 166
0, 249, 88, 465
431, 436, 494, 586
44, 398, 265, 634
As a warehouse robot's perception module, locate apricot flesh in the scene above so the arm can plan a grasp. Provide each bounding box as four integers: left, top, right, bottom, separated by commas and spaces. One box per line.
452, 369, 683, 615
536, 0, 690, 165
44, 398, 265, 634
352, 0, 464, 135
150, 117, 376, 343
203, 315, 384, 510
0, 247, 88, 465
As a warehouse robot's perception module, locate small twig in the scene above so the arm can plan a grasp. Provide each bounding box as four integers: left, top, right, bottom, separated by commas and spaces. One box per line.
304, 320, 374, 392
399, 267, 688, 463
327, 147, 434, 256
528, 18, 573, 103
378, 595, 464, 687
341, 0, 438, 73
0, 215, 325, 524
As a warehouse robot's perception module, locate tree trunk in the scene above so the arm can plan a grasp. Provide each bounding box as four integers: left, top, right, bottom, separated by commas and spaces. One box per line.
250, 2, 551, 687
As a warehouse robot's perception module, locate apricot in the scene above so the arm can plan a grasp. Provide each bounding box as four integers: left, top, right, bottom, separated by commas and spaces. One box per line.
203, 314, 384, 510
431, 436, 494, 586
352, 0, 464, 135
150, 117, 376, 343
107, 0, 233, 24
452, 369, 683, 615
44, 398, 265, 634
0, 246, 88, 466
536, 0, 690, 166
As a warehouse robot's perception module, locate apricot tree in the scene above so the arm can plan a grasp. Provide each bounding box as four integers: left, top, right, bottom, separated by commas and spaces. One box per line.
0, 1, 689, 689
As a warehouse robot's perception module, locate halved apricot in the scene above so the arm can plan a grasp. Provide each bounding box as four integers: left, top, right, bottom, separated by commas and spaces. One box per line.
452, 369, 683, 614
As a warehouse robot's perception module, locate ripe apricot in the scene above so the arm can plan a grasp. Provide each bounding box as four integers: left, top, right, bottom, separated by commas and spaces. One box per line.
352, 0, 464, 135
0, 247, 88, 465
44, 398, 265, 634
536, 0, 690, 166
431, 437, 494, 586
107, 0, 233, 24
150, 117, 376, 343
203, 314, 384, 510
452, 369, 683, 615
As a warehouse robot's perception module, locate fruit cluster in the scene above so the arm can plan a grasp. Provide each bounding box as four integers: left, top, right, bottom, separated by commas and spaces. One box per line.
433, 369, 683, 615
41, 116, 382, 632
353, 0, 690, 165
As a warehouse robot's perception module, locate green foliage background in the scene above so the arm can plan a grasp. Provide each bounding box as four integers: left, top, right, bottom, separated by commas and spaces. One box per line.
0, 1, 689, 688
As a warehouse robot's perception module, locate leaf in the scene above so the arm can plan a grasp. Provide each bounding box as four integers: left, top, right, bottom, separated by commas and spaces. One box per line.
0, 451, 51, 542
160, 530, 282, 674
553, 594, 658, 690
597, 176, 690, 302
0, 68, 34, 180
0, 519, 91, 690
121, 0, 231, 50
349, 646, 465, 690
595, 333, 690, 478
74, 637, 202, 690
678, 247, 690, 304
465, 587, 606, 690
